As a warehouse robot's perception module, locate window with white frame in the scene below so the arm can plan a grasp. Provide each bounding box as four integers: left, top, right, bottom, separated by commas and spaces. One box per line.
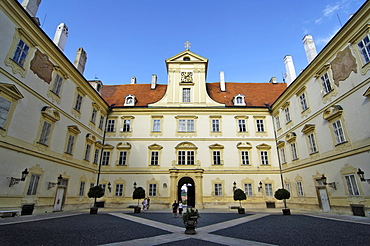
51, 74, 63, 96
150, 151, 159, 165
26, 174, 40, 195
307, 133, 318, 153
244, 183, 253, 196
122, 119, 131, 132
234, 94, 246, 106
256, 119, 265, 132
275, 116, 281, 130
149, 184, 157, 196
178, 119, 194, 132
79, 181, 85, 196
91, 108, 97, 124
212, 151, 221, 165
65, 135, 75, 155
178, 150, 194, 165
118, 151, 127, 166
299, 92, 308, 111
344, 174, 360, 196
93, 149, 99, 164
102, 151, 110, 166
280, 148, 286, 164
265, 183, 273, 196
212, 119, 220, 132
107, 119, 115, 132
84, 144, 91, 161
99, 116, 104, 129
153, 119, 161, 132
74, 94, 83, 112
12, 39, 30, 67
297, 181, 304, 196
115, 184, 124, 196
285, 183, 291, 192
285, 107, 291, 123
332, 120, 346, 144
38, 121, 52, 145
214, 183, 222, 196
238, 119, 246, 132
260, 151, 269, 165
241, 151, 250, 165
358, 34, 370, 64
183, 88, 191, 102
124, 95, 135, 106
291, 142, 298, 160
0, 97, 11, 129
320, 73, 333, 95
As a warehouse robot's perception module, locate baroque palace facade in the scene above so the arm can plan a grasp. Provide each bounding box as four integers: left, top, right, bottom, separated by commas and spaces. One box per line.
1, 0, 369, 216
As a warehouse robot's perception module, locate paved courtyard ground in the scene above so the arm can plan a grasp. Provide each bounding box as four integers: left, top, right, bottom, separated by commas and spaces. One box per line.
0, 209, 369, 245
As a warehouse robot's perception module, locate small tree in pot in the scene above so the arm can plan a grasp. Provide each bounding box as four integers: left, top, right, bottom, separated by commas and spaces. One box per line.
88, 186, 104, 214
233, 188, 247, 214
274, 188, 291, 215
132, 187, 145, 213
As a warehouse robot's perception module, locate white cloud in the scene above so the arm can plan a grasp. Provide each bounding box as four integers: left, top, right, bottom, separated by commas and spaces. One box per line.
315, 0, 348, 25
315, 27, 341, 46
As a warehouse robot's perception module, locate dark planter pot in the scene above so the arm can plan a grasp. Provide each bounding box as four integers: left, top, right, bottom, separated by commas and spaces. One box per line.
184, 216, 198, 235
238, 208, 245, 214
90, 207, 98, 214
282, 208, 291, 215
134, 207, 141, 213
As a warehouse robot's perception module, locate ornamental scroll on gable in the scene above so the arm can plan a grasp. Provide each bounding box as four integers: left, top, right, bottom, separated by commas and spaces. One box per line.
30, 50, 53, 84
330, 46, 357, 86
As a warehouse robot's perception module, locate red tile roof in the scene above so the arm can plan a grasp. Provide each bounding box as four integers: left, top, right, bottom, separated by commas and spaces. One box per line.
101, 82, 286, 107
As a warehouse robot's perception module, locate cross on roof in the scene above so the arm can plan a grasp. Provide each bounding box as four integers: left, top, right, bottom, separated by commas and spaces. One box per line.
184, 41, 191, 50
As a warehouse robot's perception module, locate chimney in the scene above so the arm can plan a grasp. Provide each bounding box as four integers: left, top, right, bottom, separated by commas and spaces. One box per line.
53, 23, 68, 51
269, 77, 277, 84
220, 71, 226, 92
73, 48, 87, 75
284, 55, 296, 86
303, 35, 317, 63
151, 74, 157, 89
131, 77, 136, 84
21, 0, 42, 17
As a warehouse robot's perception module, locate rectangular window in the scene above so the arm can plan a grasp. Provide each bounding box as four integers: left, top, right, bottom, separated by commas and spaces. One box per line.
345, 174, 360, 196
51, 74, 63, 96
118, 151, 127, 166
26, 174, 40, 195
115, 184, 124, 197
300, 93, 308, 111
320, 73, 333, 95
150, 151, 159, 166
38, 121, 52, 145
12, 39, 29, 67
183, 88, 191, 102
256, 119, 264, 132
260, 151, 269, 165
102, 151, 110, 166
74, 94, 82, 111
0, 97, 11, 128
285, 183, 291, 192
214, 183, 222, 196
238, 119, 246, 132
285, 107, 291, 123
99, 116, 104, 129
275, 116, 281, 130
93, 149, 99, 164
178, 150, 194, 165
79, 182, 85, 196
358, 34, 370, 64
241, 151, 249, 165
91, 109, 97, 123
153, 119, 161, 132
332, 120, 346, 144
308, 133, 317, 153
149, 184, 157, 196
65, 135, 75, 154
212, 151, 221, 165
122, 119, 131, 132
107, 119, 115, 132
244, 183, 253, 196
90, 183, 94, 188
178, 119, 194, 132
291, 143, 298, 160
187, 119, 194, 132
212, 119, 220, 132
280, 148, 286, 164
84, 144, 91, 161
99, 184, 106, 196
297, 181, 304, 196
265, 183, 273, 196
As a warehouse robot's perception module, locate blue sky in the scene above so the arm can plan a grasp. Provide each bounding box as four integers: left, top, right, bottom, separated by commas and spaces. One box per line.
32, 0, 365, 85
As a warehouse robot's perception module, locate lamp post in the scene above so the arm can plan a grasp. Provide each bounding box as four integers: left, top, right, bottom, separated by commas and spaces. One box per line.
8, 168, 29, 187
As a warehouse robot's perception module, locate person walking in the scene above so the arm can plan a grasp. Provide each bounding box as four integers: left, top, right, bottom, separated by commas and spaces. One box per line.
147, 197, 150, 210
142, 198, 148, 211
178, 201, 183, 217
172, 200, 178, 218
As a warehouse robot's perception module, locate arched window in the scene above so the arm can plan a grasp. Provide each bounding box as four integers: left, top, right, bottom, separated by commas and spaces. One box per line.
233, 94, 246, 106
124, 94, 135, 106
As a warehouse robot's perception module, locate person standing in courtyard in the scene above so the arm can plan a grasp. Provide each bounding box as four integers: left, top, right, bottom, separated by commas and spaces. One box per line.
172, 200, 178, 218
147, 197, 150, 210
142, 198, 148, 211
178, 201, 183, 217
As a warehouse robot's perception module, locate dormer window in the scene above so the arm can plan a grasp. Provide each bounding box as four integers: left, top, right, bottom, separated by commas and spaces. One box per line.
124, 94, 135, 106
233, 94, 246, 106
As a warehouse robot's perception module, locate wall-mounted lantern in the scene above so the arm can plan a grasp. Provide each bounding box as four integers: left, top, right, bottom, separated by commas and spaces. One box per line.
108, 182, 112, 192
357, 168, 370, 184
133, 182, 137, 189
258, 181, 263, 192
320, 174, 337, 190
233, 181, 236, 191
47, 174, 63, 189
8, 168, 29, 187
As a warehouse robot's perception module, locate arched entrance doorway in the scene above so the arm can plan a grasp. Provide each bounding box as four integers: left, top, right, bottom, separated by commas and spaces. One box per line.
178, 177, 195, 208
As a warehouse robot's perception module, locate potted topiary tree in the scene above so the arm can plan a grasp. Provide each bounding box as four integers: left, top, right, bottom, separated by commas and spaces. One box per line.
233, 188, 246, 214
274, 188, 291, 215
182, 208, 200, 235
88, 186, 104, 214
132, 187, 145, 213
